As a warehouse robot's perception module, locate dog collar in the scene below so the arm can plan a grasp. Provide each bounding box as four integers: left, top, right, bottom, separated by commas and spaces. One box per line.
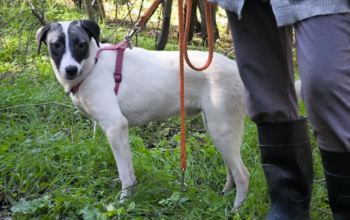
70, 41, 128, 95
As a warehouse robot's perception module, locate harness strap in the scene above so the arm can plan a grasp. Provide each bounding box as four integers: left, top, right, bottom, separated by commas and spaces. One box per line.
114, 47, 126, 94
71, 41, 127, 95
71, 81, 83, 94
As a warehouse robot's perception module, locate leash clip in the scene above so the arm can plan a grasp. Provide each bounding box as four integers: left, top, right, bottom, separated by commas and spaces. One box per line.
180, 168, 188, 192
124, 23, 141, 50
127, 40, 133, 50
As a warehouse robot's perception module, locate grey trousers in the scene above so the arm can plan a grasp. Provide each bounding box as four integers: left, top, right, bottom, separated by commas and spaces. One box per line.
226, 0, 350, 152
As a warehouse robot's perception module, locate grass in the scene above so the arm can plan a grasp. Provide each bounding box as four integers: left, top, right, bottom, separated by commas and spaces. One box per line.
0, 1, 332, 219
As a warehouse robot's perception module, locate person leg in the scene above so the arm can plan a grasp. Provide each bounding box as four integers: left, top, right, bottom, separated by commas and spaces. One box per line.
227, 0, 298, 123
294, 13, 350, 219
226, 0, 313, 219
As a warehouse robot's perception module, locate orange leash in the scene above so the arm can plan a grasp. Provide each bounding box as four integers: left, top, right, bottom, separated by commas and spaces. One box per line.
178, 0, 187, 171
183, 0, 215, 71
137, 0, 163, 27
132, 0, 215, 177
178, 0, 216, 174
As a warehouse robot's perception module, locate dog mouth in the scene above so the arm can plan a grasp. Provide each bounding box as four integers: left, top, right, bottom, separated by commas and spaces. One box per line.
66, 77, 76, 80
64, 75, 78, 80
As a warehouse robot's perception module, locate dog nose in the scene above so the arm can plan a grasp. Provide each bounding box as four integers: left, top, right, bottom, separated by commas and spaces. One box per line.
65, 65, 78, 76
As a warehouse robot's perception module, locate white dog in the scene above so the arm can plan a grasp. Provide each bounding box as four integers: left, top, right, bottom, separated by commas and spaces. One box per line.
36, 20, 256, 210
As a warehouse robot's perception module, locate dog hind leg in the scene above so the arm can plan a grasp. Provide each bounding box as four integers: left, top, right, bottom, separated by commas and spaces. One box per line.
202, 109, 249, 210
222, 160, 235, 194
202, 112, 235, 194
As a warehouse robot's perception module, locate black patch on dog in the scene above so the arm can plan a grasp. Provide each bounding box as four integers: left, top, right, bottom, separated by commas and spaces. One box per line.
80, 20, 100, 47
47, 23, 65, 72
68, 21, 91, 64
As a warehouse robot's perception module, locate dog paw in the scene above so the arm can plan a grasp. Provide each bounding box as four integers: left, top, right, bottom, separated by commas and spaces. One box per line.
231, 199, 245, 213
118, 183, 137, 204
119, 190, 131, 204
221, 181, 235, 195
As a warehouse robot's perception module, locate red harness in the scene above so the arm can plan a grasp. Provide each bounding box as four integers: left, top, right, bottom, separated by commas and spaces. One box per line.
71, 41, 128, 95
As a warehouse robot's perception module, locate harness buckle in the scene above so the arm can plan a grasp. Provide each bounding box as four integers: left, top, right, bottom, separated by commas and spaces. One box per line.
114, 73, 122, 83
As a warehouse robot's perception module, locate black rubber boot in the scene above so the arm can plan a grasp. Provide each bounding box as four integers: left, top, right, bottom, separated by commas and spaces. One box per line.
320, 148, 350, 220
257, 117, 313, 220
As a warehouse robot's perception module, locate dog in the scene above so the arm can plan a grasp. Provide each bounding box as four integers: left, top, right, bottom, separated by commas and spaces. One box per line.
36, 20, 301, 210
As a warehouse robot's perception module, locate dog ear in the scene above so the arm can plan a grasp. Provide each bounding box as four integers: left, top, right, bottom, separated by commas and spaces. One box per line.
36, 25, 51, 55
80, 20, 100, 47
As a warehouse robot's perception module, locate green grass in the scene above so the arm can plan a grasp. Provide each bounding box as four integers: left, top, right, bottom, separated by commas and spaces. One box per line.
0, 1, 332, 219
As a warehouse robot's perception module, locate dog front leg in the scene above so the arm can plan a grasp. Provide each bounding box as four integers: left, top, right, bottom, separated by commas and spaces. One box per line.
100, 115, 136, 202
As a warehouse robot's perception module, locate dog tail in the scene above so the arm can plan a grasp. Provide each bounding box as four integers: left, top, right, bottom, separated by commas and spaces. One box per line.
295, 80, 302, 102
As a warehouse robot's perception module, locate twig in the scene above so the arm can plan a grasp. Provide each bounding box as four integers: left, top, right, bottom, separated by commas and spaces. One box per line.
8, 0, 21, 19
0, 151, 24, 169
314, 178, 326, 183
132, 172, 171, 197
0, 102, 76, 111
131, 172, 183, 217
136, 0, 144, 22
227, 49, 235, 57
39, 0, 46, 23
310, 206, 332, 215
31, 9, 47, 26
313, 147, 319, 155
154, 0, 163, 48
70, 126, 74, 142
135, 0, 145, 47
126, 0, 134, 27
1, 9, 31, 29
107, 10, 133, 41
165, 44, 233, 51
24, 0, 47, 26
93, 121, 97, 139
25, 21, 40, 56
150, 148, 176, 151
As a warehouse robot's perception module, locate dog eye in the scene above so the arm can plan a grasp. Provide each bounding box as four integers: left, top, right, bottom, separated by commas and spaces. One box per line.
53, 43, 62, 49
78, 42, 86, 49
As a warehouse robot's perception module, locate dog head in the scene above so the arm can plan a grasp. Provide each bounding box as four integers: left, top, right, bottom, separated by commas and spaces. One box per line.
36, 20, 100, 81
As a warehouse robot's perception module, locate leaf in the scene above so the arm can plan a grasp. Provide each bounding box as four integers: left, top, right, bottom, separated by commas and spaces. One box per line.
10, 199, 34, 213
106, 203, 116, 212
50, 132, 64, 142
117, 207, 125, 215
31, 148, 43, 154
174, 135, 181, 141
96, 213, 108, 220
179, 197, 188, 203
40, 182, 50, 188
54, 195, 64, 205
5, 193, 17, 205
0, 145, 10, 153
77, 205, 102, 220
127, 202, 135, 211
